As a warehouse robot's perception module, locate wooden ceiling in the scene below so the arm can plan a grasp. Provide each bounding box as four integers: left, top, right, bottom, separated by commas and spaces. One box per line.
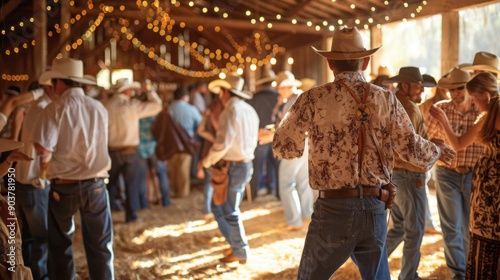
1, 0, 499, 85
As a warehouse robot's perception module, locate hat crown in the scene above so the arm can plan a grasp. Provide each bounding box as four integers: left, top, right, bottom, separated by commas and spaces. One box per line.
472, 51, 499, 68
275, 71, 296, 87
52, 58, 84, 79
331, 27, 367, 53
225, 74, 245, 91
397, 66, 424, 82
437, 67, 471, 89
377, 65, 395, 77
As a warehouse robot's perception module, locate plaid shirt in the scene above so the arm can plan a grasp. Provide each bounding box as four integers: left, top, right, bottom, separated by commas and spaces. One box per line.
426, 99, 483, 168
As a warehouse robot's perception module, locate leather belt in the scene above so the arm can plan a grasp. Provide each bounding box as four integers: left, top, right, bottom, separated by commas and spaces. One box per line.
109, 146, 137, 155
451, 166, 472, 174
319, 187, 382, 199
52, 178, 102, 185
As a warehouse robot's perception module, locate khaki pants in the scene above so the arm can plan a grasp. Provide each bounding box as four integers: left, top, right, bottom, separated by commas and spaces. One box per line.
168, 153, 192, 197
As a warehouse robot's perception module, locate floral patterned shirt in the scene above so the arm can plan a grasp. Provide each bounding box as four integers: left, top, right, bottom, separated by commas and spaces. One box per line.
272, 71, 442, 190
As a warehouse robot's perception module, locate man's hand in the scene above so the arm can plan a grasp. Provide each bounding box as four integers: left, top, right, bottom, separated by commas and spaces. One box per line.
258, 128, 275, 145
431, 138, 456, 166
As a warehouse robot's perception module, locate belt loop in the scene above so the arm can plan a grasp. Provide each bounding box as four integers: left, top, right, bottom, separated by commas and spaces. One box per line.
358, 185, 363, 198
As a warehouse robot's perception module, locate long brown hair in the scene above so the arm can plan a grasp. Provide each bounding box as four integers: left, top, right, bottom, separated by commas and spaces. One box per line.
466, 72, 500, 144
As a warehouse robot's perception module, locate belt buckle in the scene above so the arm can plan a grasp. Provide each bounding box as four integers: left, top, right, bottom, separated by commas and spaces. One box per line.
454, 166, 471, 174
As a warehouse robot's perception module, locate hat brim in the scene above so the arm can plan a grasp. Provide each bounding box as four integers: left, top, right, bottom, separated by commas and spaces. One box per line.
437, 80, 467, 89
115, 82, 141, 93
39, 70, 97, 85
312, 46, 381, 60
278, 79, 302, 88
229, 89, 252, 100
0, 138, 23, 153
383, 74, 436, 87
208, 80, 231, 95
460, 64, 500, 76
255, 77, 275, 86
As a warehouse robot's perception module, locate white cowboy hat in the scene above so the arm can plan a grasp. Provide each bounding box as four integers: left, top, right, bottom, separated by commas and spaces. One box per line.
0, 138, 23, 153
275, 71, 302, 88
437, 67, 471, 89
312, 26, 381, 60
208, 74, 252, 100
299, 78, 317, 91
384, 66, 437, 87
111, 78, 141, 93
39, 58, 97, 85
460, 51, 500, 76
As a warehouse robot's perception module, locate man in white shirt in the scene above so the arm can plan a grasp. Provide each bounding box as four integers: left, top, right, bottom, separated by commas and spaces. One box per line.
103, 78, 162, 222
203, 74, 259, 264
34, 57, 114, 280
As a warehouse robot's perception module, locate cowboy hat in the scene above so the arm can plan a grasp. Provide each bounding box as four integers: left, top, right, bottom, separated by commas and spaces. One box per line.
437, 67, 471, 89
255, 67, 276, 86
312, 26, 381, 60
299, 78, 317, 91
384, 66, 437, 87
460, 51, 500, 76
0, 138, 23, 153
5, 85, 20, 96
38, 58, 97, 85
208, 74, 252, 100
111, 78, 141, 93
275, 71, 302, 88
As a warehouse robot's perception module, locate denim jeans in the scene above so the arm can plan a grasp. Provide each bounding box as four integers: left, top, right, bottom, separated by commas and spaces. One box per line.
212, 162, 253, 259
155, 159, 171, 206
202, 168, 213, 215
250, 143, 279, 198
298, 197, 389, 280
278, 155, 313, 227
386, 169, 427, 280
109, 150, 144, 222
435, 166, 471, 280
15, 182, 50, 280
48, 178, 114, 280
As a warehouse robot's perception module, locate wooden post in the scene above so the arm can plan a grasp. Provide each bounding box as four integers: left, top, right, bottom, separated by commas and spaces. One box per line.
33, 0, 47, 80
59, 0, 70, 58
441, 11, 460, 76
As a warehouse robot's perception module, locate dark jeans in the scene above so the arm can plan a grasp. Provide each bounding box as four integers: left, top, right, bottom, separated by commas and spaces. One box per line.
48, 178, 114, 280
15, 182, 50, 280
250, 143, 279, 199
108, 150, 144, 222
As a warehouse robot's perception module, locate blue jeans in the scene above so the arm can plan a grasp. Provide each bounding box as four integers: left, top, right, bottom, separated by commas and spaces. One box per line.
386, 169, 427, 280
250, 143, 279, 198
109, 150, 144, 222
278, 155, 313, 227
155, 159, 171, 206
435, 166, 471, 280
15, 182, 50, 280
212, 162, 253, 259
48, 178, 114, 280
203, 168, 213, 214
298, 197, 389, 280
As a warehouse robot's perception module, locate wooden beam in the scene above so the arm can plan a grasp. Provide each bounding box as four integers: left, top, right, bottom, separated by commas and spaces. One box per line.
286, 0, 314, 18
33, 0, 47, 80
441, 11, 459, 76
0, 0, 24, 22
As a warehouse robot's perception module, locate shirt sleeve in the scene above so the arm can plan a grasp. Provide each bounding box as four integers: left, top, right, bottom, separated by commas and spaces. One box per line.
272, 92, 311, 160
132, 99, 162, 119
33, 103, 58, 152
202, 108, 235, 167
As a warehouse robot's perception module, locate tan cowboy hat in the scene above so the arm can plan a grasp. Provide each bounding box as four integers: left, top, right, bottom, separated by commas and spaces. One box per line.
111, 78, 141, 93
39, 58, 97, 85
255, 67, 276, 86
208, 74, 252, 100
299, 78, 317, 91
460, 51, 500, 76
437, 67, 471, 89
384, 66, 437, 87
0, 138, 23, 153
275, 71, 302, 88
312, 26, 381, 60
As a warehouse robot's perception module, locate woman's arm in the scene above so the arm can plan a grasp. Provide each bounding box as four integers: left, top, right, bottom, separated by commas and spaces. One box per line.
429, 105, 484, 150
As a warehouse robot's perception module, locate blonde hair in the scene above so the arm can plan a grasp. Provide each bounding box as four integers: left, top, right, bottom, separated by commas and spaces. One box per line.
466, 72, 500, 144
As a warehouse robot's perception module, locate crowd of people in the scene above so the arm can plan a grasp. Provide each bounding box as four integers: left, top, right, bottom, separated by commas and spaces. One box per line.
0, 25, 499, 280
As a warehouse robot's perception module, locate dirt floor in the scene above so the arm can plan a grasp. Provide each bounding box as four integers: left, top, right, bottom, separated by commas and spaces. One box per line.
73, 185, 454, 280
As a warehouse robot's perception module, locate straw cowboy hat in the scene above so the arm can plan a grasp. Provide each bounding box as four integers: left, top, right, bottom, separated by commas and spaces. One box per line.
275, 71, 302, 88
312, 26, 381, 60
208, 74, 252, 100
384, 66, 437, 87
460, 51, 500, 76
299, 78, 317, 91
255, 67, 276, 86
437, 67, 471, 89
39, 58, 97, 85
0, 138, 23, 153
111, 78, 141, 93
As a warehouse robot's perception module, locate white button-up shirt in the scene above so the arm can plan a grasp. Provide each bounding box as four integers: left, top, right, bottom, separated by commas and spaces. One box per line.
34, 88, 111, 180
104, 91, 162, 147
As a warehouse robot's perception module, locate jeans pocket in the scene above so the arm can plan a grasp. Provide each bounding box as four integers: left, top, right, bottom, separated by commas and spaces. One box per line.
88, 186, 108, 213
372, 208, 388, 247
318, 203, 354, 247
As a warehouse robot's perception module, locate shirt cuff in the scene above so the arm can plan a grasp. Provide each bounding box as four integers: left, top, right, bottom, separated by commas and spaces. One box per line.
31, 88, 44, 100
